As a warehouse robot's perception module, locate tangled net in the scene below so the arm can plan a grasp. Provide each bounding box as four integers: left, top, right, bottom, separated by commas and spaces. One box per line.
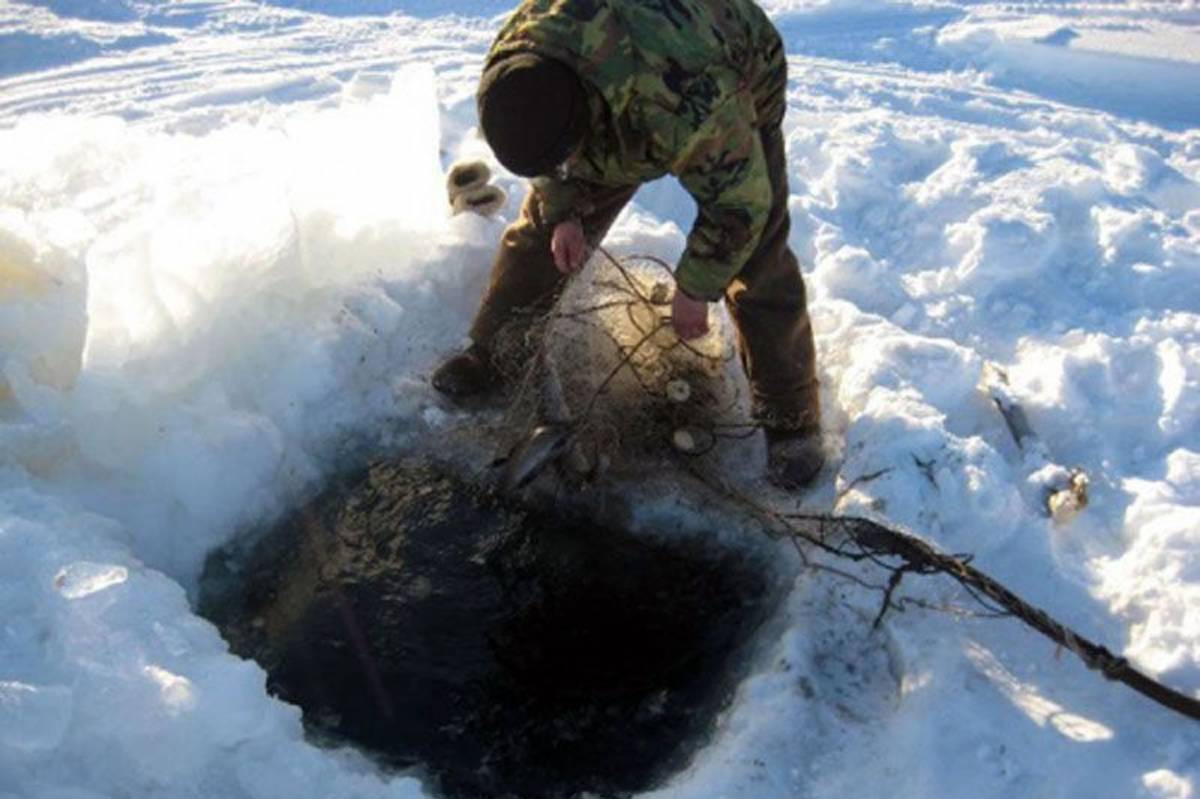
491, 247, 763, 482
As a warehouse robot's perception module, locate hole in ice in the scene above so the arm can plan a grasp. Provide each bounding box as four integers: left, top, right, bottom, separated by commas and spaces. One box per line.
198, 458, 778, 798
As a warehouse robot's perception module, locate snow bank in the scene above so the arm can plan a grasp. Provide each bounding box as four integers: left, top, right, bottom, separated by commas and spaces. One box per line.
644, 31, 1200, 796
1104, 448, 1200, 686
0, 65, 483, 583
573, 75, 1200, 796
0, 65, 499, 799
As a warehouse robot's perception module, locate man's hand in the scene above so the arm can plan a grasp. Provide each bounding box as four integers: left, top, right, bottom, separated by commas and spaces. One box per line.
551, 219, 587, 274
671, 288, 710, 340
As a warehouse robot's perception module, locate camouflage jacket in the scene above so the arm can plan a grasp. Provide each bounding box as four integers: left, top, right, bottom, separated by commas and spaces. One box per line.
485, 0, 785, 300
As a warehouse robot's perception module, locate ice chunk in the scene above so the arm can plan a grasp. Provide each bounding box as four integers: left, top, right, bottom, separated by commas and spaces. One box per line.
1092, 206, 1164, 266
812, 244, 906, 317
142, 665, 196, 715
0, 681, 73, 753
1166, 449, 1200, 498
190, 657, 275, 746
53, 562, 128, 600
0, 214, 88, 408
944, 206, 1059, 292
1142, 770, 1194, 799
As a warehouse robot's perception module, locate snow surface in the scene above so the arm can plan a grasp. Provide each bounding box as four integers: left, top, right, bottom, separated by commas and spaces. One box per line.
1, 1, 1199, 797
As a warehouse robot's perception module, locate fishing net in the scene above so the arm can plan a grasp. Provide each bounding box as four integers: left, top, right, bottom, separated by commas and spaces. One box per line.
489, 249, 764, 484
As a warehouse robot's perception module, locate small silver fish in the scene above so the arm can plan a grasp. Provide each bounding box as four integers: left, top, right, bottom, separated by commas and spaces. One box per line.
498, 424, 573, 493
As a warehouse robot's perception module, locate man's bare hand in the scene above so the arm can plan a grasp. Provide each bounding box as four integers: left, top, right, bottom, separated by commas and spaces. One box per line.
671, 289, 710, 340
551, 219, 587, 274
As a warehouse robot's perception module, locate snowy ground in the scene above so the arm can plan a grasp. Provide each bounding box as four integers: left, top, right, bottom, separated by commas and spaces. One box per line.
1, 1, 1199, 797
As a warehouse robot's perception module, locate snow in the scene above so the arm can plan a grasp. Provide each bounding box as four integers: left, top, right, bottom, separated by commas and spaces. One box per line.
0, 681, 72, 753
936, 9, 1200, 130
1, 0, 1198, 797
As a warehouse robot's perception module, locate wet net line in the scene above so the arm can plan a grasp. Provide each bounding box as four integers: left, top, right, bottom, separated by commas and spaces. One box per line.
704, 475, 1200, 723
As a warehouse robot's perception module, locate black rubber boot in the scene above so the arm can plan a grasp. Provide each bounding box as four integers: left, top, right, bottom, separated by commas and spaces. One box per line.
765, 428, 825, 491
431, 343, 502, 399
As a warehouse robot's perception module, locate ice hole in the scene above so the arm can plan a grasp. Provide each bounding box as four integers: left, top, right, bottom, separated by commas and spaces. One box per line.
199, 458, 781, 798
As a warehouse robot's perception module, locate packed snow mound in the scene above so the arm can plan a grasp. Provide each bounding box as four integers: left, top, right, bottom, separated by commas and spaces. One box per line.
0, 67, 482, 799
0, 65, 478, 581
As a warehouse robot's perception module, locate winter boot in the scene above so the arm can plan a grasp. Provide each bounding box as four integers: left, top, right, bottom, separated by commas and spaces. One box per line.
431, 343, 502, 399
765, 428, 825, 491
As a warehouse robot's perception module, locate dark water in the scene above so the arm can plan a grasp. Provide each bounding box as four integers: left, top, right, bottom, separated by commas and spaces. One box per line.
199, 459, 779, 799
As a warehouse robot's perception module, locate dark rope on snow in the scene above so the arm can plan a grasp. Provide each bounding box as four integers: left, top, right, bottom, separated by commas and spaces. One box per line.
703, 470, 1200, 723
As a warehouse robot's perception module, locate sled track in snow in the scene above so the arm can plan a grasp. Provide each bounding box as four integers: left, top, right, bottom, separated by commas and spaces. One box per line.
7, 2, 1195, 141
0, 8, 493, 126
788, 54, 1194, 146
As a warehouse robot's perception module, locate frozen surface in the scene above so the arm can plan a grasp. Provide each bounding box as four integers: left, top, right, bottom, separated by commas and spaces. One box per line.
1, 0, 1199, 798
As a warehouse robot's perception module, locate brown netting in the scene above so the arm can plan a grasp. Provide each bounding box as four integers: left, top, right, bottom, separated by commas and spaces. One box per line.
489, 247, 758, 483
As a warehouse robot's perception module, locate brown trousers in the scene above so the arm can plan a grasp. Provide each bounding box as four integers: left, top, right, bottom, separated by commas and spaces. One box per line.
468, 126, 819, 434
